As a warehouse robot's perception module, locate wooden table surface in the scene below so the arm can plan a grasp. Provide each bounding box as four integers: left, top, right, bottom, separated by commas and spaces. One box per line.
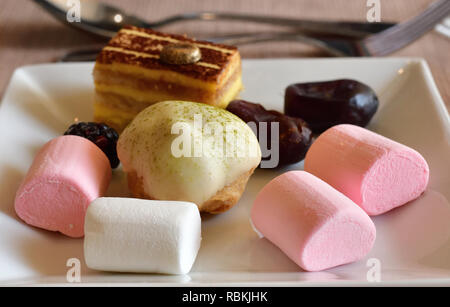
0, 0, 448, 109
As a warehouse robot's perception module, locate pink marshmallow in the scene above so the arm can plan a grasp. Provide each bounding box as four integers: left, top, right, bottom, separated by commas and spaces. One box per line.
15, 135, 111, 237
251, 170, 376, 272
304, 124, 429, 216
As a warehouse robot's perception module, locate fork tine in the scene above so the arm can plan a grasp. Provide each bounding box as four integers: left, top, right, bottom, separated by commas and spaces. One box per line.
372, 1, 449, 38
363, 0, 450, 56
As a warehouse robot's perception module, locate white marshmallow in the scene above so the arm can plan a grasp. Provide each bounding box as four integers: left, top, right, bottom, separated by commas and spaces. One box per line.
84, 197, 201, 275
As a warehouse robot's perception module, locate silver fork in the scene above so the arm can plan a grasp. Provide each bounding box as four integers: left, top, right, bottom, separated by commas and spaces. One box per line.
60, 0, 450, 61
216, 0, 450, 56
34, 0, 395, 39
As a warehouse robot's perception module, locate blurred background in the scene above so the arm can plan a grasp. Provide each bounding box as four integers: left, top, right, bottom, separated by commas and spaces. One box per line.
0, 0, 448, 105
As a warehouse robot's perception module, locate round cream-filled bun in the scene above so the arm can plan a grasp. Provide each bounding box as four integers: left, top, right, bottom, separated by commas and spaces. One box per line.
117, 100, 262, 213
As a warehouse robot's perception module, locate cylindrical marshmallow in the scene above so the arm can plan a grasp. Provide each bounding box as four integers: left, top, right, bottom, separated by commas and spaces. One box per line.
14, 135, 111, 237
251, 171, 376, 272
84, 197, 202, 275
304, 124, 429, 216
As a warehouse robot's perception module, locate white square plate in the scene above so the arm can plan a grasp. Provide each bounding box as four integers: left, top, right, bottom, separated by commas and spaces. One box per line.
0, 58, 449, 286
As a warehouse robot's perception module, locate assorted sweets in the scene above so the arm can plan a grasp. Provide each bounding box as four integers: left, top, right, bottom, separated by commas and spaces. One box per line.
252, 125, 429, 271
251, 171, 376, 272
84, 198, 201, 274
226, 99, 312, 166
93, 25, 242, 132
117, 100, 261, 214
12, 27, 430, 274
304, 124, 429, 216
284, 79, 379, 133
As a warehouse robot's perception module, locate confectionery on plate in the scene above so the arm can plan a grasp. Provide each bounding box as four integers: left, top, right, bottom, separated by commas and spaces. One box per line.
251, 170, 376, 272
226, 99, 312, 167
64, 121, 120, 168
11, 31, 433, 276
117, 100, 262, 214
304, 124, 429, 216
284, 79, 379, 133
14, 135, 111, 237
93, 26, 243, 132
84, 197, 201, 274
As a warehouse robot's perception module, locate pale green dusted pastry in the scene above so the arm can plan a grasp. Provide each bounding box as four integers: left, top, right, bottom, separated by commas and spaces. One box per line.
117, 100, 261, 213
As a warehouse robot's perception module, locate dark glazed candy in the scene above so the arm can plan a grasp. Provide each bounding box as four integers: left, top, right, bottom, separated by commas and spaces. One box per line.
284, 79, 379, 133
64, 122, 120, 169
226, 100, 312, 167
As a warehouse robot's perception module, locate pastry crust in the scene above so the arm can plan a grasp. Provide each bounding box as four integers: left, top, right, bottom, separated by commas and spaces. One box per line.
127, 167, 256, 214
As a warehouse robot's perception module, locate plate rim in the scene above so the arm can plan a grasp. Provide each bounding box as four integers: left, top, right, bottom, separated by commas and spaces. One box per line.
1, 57, 450, 286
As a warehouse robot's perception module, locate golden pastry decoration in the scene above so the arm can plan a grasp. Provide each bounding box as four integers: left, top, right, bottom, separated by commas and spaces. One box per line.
160, 43, 202, 65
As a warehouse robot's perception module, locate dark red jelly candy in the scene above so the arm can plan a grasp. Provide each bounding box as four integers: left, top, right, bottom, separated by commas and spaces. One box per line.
284, 79, 379, 133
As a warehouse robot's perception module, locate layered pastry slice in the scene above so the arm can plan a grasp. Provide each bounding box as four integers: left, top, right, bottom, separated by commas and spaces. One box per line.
93, 26, 243, 132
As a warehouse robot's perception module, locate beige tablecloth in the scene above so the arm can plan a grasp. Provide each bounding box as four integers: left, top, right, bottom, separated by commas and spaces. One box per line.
0, 0, 448, 109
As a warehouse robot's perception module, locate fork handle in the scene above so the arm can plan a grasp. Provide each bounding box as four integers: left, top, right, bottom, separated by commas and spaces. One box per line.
149, 11, 394, 38
213, 32, 348, 56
